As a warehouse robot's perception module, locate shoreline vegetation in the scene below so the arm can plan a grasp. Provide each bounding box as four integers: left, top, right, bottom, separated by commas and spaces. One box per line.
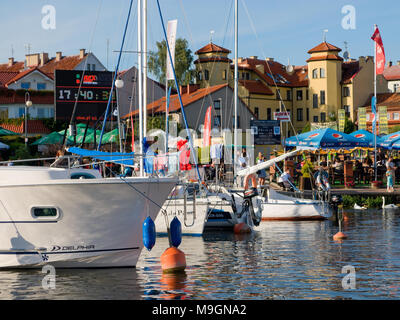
342, 194, 398, 209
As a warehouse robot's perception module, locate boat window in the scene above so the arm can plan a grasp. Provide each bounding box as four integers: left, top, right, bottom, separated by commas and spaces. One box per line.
70, 172, 97, 179
32, 207, 58, 217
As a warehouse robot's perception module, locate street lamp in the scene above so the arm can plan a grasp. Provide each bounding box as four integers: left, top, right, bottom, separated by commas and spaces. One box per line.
24, 92, 32, 147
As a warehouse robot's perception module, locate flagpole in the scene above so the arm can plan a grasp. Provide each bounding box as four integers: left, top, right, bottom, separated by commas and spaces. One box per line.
374, 24, 377, 182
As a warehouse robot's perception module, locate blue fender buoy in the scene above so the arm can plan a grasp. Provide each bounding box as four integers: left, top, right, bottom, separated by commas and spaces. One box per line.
143, 216, 156, 251
170, 216, 182, 248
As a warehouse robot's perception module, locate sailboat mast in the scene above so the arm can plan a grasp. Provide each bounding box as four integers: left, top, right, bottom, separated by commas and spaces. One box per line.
138, 0, 144, 176
143, 0, 147, 137
374, 24, 377, 182
233, 0, 238, 181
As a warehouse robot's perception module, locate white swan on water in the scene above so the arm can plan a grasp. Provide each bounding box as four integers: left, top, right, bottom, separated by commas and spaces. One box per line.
354, 203, 367, 210
382, 196, 399, 210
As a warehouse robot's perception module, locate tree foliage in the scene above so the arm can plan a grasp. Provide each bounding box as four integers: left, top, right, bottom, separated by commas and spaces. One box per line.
148, 38, 195, 86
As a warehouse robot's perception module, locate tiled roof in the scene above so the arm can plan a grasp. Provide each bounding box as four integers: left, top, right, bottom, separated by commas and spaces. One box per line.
0, 61, 25, 72
5, 67, 53, 86
0, 72, 19, 88
39, 54, 86, 74
235, 57, 308, 87
307, 42, 342, 54
194, 56, 232, 64
0, 89, 53, 104
239, 80, 274, 95
383, 65, 400, 81
123, 84, 228, 117
363, 93, 400, 108
342, 61, 360, 84
306, 54, 343, 63
0, 120, 51, 134
195, 43, 231, 55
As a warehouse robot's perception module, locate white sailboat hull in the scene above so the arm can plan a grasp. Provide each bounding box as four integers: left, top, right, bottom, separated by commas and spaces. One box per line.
260, 189, 332, 221
155, 195, 236, 235
0, 176, 176, 268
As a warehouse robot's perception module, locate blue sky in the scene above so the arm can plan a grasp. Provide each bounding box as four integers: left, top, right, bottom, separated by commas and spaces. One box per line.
1, 0, 399, 76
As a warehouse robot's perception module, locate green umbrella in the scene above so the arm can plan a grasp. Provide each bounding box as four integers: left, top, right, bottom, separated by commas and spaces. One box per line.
0, 127, 18, 136
31, 131, 74, 146
84, 130, 102, 144
101, 128, 119, 144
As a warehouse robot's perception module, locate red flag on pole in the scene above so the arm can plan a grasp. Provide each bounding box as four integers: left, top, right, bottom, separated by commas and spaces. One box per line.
371, 26, 386, 75
203, 106, 212, 147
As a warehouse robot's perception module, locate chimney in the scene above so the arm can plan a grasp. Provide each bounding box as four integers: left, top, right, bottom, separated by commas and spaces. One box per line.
250, 56, 258, 60
397, 61, 400, 66
56, 51, 62, 61
358, 56, 365, 65
79, 49, 86, 59
180, 85, 188, 95
40, 52, 49, 66
187, 84, 200, 94
25, 53, 40, 67
266, 57, 274, 62
8, 58, 14, 67
388, 61, 393, 67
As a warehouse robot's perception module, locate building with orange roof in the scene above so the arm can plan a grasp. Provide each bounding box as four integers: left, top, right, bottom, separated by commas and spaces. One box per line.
193, 40, 387, 135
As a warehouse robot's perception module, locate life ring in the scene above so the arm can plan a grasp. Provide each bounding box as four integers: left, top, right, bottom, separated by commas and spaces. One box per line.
316, 172, 330, 191
244, 174, 257, 190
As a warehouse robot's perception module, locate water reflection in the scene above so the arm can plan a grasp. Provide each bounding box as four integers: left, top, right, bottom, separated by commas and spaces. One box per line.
0, 210, 399, 299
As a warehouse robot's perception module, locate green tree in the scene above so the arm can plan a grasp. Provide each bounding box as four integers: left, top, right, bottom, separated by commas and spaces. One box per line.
148, 38, 194, 86
344, 116, 355, 134
301, 122, 311, 133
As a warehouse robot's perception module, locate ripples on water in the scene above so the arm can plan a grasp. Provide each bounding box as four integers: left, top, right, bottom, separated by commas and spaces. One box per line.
0, 210, 399, 300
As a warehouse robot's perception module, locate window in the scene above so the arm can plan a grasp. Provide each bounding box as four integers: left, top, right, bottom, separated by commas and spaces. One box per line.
297, 108, 303, 121
320, 68, 325, 78
343, 105, 350, 117
87, 64, 91, 71
321, 112, 326, 122
343, 87, 350, 97
320, 90, 326, 105
37, 108, 46, 118
0, 107, 8, 120
198, 71, 203, 81
21, 82, 30, 89
92, 64, 96, 71
313, 94, 318, 108
394, 113, 399, 120
214, 116, 221, 127
267, 108, 272, 120
286, 90, 292, 101
232, 116, 240, 127
296, 90, 303, 101
312, 69, 318, 79
32, 207, 58, 217
19, 108, 25, 118
306, 108, 310, 121
254, 107, 259, 119
222, 70, 227, 80
306, 89, 309, 100
313, 115, 319, 122
37, 82, 46, 90
204, 70, 209, 80
214, 99, 221, 110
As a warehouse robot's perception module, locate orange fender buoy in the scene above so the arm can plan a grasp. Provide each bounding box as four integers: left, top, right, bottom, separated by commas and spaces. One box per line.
234, 222, 251, 234
160, 247, 186, 273
333, 231, 348, 240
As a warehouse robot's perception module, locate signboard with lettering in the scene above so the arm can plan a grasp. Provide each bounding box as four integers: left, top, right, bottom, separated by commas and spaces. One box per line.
250, 120, 281, 145
55, 70, 116, 120
358, 107, 366, 130
273, 111, 290, 122
378, 105, 388, 135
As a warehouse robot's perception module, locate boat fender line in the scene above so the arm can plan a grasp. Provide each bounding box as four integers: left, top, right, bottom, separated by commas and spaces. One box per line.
244, 174, 257, 190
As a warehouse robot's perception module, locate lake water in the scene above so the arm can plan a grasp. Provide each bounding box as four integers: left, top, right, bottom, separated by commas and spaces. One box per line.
0, 209, 399, 300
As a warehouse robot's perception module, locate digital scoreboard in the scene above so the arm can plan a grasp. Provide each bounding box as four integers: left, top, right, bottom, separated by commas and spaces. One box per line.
55, 70, 116, 120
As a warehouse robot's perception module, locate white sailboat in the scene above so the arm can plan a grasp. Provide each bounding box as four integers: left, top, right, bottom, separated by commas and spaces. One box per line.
0, 0, 178, 268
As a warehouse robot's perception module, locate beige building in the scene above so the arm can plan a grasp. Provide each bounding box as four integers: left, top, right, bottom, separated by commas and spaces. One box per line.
194, 41, 382, 136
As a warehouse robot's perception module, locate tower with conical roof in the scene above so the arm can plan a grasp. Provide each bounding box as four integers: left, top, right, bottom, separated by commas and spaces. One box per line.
194, 42, 231, 88
306, 41, 343, 123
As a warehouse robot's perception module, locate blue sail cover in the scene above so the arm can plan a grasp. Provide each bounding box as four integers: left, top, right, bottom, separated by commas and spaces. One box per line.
67, 147, 135, 166
349, 129, 382, 148
379, 132, 400, 149
285, 128, 368, 149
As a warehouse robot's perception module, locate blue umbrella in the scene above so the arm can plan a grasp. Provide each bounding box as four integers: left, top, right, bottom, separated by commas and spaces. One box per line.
349, 129, 382, 148
380, 132, 400, 149
285, 128, 368, 149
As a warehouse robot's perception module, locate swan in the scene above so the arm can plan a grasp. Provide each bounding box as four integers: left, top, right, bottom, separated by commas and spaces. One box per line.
382, 196, 399, 210
353, 203, 367, 210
